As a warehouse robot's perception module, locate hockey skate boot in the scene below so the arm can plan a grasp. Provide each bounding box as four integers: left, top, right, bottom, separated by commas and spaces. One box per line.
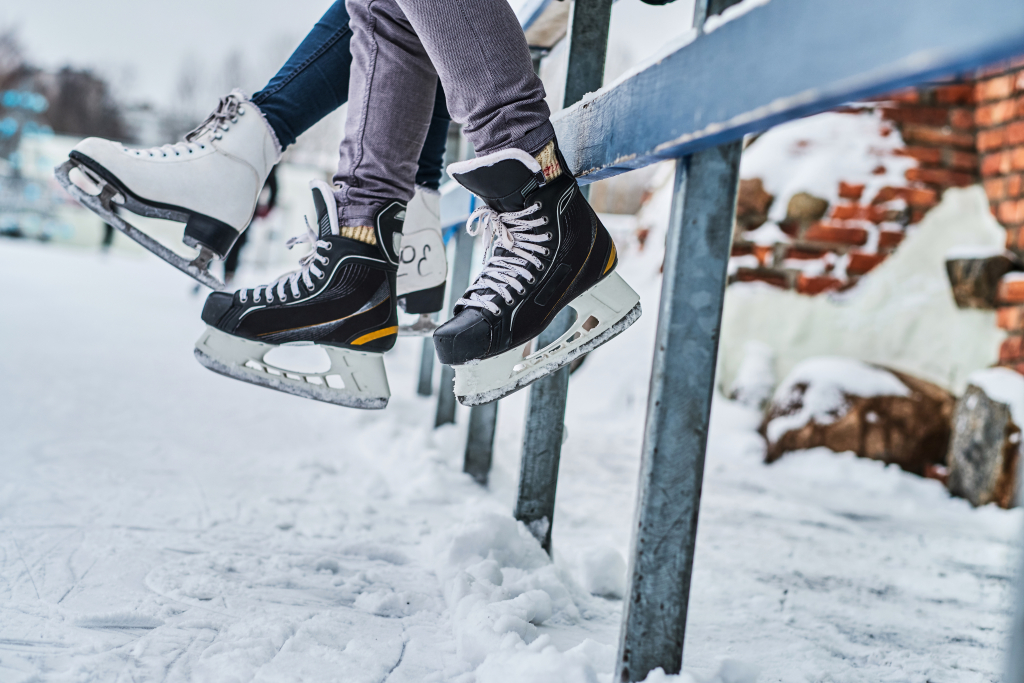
434, 142, 641, 406
396, 186, 448, 335
194, 180, 404, 409
54, 89, 279, 290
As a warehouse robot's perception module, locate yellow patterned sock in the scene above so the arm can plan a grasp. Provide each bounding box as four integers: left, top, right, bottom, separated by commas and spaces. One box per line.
339, 225, 376, 246
534, 140, 562, 181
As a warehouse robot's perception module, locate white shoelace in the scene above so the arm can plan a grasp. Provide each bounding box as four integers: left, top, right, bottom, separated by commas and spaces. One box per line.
457, 203, 551, 316
127, 90, 245, 158
239, 217, 332, 304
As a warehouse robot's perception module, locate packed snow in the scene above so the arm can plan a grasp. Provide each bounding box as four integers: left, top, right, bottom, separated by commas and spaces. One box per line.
0, 237, 1021, 682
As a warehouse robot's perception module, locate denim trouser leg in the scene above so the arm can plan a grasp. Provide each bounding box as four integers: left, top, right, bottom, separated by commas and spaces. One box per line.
337, 0, 553, 225
251, 0, 450, 190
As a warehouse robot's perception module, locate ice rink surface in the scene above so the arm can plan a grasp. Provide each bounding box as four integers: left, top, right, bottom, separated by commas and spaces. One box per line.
0, 239, 1019, 682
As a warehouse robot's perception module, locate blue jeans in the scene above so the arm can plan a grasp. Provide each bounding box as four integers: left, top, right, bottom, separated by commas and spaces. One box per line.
251, 1, 451, 191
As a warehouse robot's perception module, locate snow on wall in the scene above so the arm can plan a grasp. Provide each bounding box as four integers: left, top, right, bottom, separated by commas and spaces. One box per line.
717, 186, 1006, 394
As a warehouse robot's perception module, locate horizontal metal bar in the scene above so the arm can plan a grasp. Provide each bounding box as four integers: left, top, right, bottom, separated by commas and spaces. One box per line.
554, 0, 1024, 183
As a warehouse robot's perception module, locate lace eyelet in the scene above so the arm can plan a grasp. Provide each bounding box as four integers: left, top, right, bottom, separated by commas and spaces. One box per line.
526, 276, 535, 284
533, 202, 543, 210
544, 232, 552, 240
541, 217, 550, 225
316, 271, 326, 280
324, 243, 332, 250
537, 263, 546, 271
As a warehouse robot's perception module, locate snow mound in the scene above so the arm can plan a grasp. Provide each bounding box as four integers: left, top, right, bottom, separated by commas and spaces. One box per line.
766, 357, 909, 442
577, 546, 627, 598
434, 513, 597, 676
728, 341, 776, 410
641, 659, 760, 683
967, 367, 1024, 428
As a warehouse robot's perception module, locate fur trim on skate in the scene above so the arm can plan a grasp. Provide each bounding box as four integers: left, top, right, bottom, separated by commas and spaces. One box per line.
447, 148, 541, 177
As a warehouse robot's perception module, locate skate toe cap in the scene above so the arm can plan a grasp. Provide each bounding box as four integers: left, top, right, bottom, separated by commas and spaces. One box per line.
201, 291, 236, 327
433, 309, 493, 365
72, 137, 125, 162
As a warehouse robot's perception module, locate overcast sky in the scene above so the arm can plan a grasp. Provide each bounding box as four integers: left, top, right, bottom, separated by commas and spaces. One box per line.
1, 0, 695, 109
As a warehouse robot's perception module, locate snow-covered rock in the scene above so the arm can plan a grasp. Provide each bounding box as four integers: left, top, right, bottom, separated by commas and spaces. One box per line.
947, 368, 1024, 508
763, 357, 954, 475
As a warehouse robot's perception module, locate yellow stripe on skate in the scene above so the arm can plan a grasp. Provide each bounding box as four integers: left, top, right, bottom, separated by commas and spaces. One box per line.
351, 326, 399, 345
604, 243, 617, 274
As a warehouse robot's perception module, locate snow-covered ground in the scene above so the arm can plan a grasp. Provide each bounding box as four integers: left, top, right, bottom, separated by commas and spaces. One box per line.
1, 238, 1021, 682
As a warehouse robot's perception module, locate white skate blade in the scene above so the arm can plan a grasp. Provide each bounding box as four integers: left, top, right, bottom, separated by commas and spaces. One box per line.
453, 271, 642, 406
54, 160, 228, 292
194, 326, 390, 409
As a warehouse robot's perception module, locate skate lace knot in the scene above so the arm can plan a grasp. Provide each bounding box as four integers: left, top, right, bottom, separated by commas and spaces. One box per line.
458, 203, 550, 316
128, 89, 246, 159
239, 216, 331, 305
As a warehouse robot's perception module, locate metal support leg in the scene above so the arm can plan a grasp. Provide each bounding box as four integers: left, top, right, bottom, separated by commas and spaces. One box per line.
435, 223, 474, 428
615, 143, 742, 683
513, 307, 574, 553
563, 0, 614, 107
464, 401, 499, 485
417, 332, 435, 396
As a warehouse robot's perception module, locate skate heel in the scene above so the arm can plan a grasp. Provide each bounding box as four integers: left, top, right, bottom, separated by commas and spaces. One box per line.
194, 327, 390, 409
399, 283, 446, 315
453, 270, 642, 405
183, 214, 240, 259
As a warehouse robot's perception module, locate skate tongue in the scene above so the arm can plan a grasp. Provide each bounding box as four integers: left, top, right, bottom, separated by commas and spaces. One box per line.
309, 180, 340, 238
448, 149, 545, 214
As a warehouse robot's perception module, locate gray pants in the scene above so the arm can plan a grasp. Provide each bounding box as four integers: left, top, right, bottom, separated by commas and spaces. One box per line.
334, 0, 555, 226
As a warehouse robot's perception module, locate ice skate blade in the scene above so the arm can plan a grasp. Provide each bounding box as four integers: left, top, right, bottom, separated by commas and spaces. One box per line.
398, 313, 438, 337
194, 326, 390, 409
453, 271, 642, 406
54, 160, 228, 292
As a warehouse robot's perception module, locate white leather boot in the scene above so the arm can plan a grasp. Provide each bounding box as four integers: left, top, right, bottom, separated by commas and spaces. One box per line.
396, 186, 448, 314
66, 89, 280, 261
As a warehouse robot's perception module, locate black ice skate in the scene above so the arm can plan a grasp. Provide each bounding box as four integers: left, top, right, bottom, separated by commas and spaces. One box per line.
54, 90, 279, 291
433, 143, 641, 406
194, 180, 404, 409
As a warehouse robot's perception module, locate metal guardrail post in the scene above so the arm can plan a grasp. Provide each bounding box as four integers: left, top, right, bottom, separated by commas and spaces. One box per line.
614, 143, 741, 683
464, 400, 499, 485
416, 329, 435, 396
513, 0, 613, 554
435, 222, 474, 427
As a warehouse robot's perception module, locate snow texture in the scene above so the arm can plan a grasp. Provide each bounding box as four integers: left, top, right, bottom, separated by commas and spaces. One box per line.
0, 238, 1020, 682
944, 245, 1013, 260
766, 357, 910, 443
728, 341, 777, 410
703, 0, 772, 33
968, 367, 1024, 429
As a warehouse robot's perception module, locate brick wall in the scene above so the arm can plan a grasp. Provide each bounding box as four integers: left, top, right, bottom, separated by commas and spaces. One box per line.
977, 60, 1024, 253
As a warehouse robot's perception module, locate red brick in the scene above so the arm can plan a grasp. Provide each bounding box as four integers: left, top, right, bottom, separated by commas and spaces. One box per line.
949, 108, 975, 131
847, 252, 887, 275
982, 151, 1013, 177
731, 243, 753, 257
946, 150, 979, 171
998, 275, 1024, 305
901, 124, 975, 149
899, 146, 942, 164
986, 178, 1008, 201
882, 88, 920, 104
1018, 95, 1024, 119
1010, 174, 1023, 198
904, 166, 975, 187
871, 186, 938, 208
978, 128, 1007, 152
803, 222, 869, 246
881, 106, 949, 126
734, 269, 789, 289
830, 203, 892, 223
796, 275, 843, 295
997, 306, 1024, 331
784, 247, 827, 260
1000, 336, 1024, 363
999, 199, 1024, 225
975, 100, 1019, 127
753, 245, 773, 266
910, 208, 930, 224
1009, 121, 1024, 146
977, 75, 1016, 102
934, 83, 975, 105
1006, 226, 1023, 250
838, 182, 865, 200
1015, 147, 1024, 171
878, 230, 904, 249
